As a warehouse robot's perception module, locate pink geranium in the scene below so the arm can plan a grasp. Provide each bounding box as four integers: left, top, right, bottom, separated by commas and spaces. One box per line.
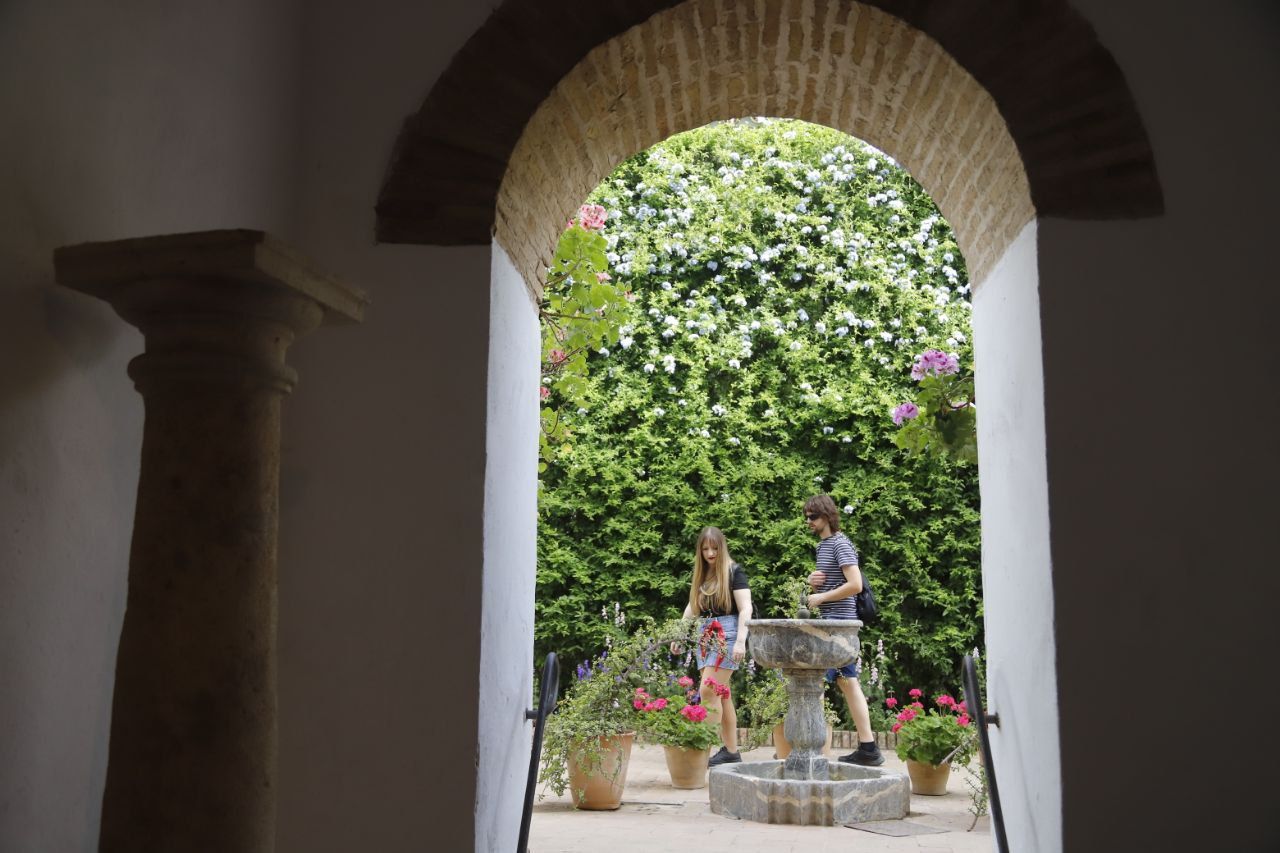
935, 694, 955, 708
891, 722, 903, 733
957, 714, 971, 727
704, 678, 731, 698
680, 704, 708, 723
885, 697, 899, 709
908, 688, 923, 698
539, 386, 550, 401
578, 203, 607, 231
911, 349, 961, 380
548, 349, 567, 365
677, 675, 694, 687
892, 402, 919, 425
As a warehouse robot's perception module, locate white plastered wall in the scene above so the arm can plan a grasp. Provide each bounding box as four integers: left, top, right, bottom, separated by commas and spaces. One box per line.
478, 244, 541, 852
972, 222, 1060, 853
277, 1, 502, 850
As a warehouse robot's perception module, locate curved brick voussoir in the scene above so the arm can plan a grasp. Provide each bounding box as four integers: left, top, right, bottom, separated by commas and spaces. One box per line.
378, 0, 1161, 299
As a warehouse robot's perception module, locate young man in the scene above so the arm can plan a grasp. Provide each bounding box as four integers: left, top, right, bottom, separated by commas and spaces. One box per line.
803, 494, 884, 766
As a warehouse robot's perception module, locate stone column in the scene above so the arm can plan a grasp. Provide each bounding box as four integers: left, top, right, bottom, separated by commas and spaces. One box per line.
54, 230, 366, 853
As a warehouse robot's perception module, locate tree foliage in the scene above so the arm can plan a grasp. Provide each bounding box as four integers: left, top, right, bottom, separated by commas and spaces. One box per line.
537, 119, 981, 700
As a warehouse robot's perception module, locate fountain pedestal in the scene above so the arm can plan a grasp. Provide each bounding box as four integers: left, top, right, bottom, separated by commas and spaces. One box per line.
781, 668, 830, 780
708, 619, 910, 825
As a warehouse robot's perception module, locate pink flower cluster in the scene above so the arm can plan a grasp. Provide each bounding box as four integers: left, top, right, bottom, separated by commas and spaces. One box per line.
632, 688, 668, 712
909, 349, 960, 381
703, 677, 731, 699
679, 704, 708, 723
577, 203, 608, 231
890, 701, 925, 733
888, 688, 972, 732
892, 401, 919, 425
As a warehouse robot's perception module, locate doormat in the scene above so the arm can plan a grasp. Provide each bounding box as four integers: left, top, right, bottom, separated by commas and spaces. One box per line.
846, 819, 949, 836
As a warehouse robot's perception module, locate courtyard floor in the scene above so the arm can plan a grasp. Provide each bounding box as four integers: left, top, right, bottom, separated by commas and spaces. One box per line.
529, 742, 991, 853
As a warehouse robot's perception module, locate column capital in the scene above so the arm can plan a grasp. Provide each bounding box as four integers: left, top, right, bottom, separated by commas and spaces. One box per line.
54, 229, 368, 395
53, 228, 367, 325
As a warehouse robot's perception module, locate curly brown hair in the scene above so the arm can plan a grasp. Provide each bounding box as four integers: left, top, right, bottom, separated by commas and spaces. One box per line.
803, 494, 841, 532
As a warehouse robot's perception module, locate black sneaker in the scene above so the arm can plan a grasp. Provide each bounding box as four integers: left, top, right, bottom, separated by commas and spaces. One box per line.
838, 745, 885, 766
708, 746, 742, 766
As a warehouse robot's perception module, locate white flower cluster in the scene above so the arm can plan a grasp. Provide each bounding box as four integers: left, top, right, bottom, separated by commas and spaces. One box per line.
554, 120, 973, 465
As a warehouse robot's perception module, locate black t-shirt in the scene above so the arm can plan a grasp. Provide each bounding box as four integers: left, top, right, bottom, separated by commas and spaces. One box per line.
697, 564, 750, 617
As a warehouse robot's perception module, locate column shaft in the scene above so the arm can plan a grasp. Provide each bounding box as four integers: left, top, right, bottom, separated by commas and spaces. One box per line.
53, 231, 365, 853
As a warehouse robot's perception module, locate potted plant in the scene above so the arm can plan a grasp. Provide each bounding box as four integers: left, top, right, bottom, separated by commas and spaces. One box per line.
889, 688, 976, 795
634, 677, 721, 788
539, 615, 696, 808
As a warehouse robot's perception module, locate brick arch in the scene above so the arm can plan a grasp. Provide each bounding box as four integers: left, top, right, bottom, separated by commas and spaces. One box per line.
376, 0, 1161, 287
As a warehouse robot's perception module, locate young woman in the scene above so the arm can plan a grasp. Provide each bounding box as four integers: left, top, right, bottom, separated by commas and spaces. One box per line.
678, 526, 753, 766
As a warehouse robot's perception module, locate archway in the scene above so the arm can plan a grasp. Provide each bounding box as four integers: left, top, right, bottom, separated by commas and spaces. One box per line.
377, 2, 1162, 850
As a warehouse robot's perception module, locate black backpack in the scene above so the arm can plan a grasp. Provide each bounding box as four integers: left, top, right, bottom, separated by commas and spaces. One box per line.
854, 567, 878, 623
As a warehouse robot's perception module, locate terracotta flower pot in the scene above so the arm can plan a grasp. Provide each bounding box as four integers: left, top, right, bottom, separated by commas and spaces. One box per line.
772, 722, 833, 759
905, 758, 951, 795
772, 722, 790, 759
567, 732, 635, 810
662, 744, 709, 789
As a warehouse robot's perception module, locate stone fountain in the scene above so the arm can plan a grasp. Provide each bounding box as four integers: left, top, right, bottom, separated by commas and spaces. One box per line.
708, 619, 910, 825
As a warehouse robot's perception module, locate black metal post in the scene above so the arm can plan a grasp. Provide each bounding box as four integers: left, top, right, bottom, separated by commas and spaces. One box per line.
518, 653, 560, 853
963, 654, 1009, 853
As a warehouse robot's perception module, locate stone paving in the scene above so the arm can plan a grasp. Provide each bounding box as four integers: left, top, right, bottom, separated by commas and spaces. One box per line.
529, 742, 991, 853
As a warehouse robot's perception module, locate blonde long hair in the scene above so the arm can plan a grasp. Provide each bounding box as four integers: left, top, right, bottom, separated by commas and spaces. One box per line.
689, 526, 734, 614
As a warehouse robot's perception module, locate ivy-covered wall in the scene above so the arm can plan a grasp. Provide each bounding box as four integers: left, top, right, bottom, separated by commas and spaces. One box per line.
537, 119, 981, 699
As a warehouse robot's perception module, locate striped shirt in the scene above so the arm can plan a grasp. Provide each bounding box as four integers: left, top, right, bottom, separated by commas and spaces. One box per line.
815, 532, 860, 620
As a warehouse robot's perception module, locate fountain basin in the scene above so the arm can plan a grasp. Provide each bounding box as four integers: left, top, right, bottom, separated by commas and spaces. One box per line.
709, 760, 909, 825
748, 619, 862, 670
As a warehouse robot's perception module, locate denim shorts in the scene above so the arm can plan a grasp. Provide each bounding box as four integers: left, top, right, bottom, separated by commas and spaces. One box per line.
825, 658, 861, 682
696, 614, 738, 671
823, 615, 860, 681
